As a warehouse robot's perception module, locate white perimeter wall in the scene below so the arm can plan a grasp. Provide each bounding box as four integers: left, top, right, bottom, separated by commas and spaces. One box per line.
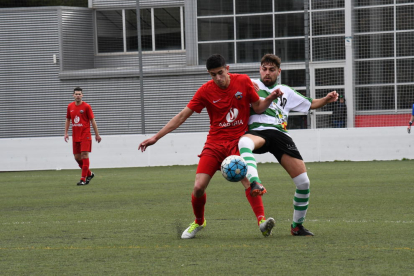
1, 127, 413, 172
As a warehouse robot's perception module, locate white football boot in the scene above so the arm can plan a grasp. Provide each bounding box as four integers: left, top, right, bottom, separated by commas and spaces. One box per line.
259, 217, 275, 237
181, 220, 206, 239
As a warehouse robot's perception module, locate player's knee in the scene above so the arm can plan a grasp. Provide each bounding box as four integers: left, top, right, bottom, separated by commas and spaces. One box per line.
239, 136, 254, 150
293, 172, 310, 190
193, 186, 205, 197
193, 181, 207, 197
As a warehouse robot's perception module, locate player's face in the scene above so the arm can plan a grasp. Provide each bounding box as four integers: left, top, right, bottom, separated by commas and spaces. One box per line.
260, 63, 281, 87
73, 91, 83, 103
208, 66, 230, 89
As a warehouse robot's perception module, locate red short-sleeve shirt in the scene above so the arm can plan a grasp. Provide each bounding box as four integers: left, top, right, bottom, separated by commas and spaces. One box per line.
187, 73, 259, 143
66, 102, 94, 142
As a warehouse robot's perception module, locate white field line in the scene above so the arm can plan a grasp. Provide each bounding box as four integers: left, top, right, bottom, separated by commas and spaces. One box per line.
1, 218, 413, 226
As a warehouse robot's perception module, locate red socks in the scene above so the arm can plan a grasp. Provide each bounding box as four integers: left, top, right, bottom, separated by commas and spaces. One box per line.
192, 193, 207, 225
191, 189, 265, 226
81, 158, 90, 181
245, 187, 266, 225
76, 159, 83, 169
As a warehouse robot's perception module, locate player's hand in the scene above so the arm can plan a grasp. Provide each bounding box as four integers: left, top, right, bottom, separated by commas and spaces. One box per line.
138, 136, 158, 152
96, 135, 102, 143
64, 134, 69, 142
326, 91, 339, 103
408, 127, 411, 134
269, 88, 283, 100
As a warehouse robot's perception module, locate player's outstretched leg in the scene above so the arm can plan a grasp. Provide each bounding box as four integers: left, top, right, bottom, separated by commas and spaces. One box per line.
239, 137, 267, 196
239, 137, 262, 182
250, 181, 267, 196
181, 220, 206, 239
259, 217, 275, 237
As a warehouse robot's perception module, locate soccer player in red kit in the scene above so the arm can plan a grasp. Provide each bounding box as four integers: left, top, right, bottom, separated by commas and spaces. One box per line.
65, 87, 101, 186
138, 54, 283, 238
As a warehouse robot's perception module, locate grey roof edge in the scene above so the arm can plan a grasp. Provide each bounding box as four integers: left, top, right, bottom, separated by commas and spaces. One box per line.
59, 63, 259, 80
0, 6, 90, 12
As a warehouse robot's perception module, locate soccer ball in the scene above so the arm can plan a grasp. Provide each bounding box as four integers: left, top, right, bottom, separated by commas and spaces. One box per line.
221, 155, 248, 182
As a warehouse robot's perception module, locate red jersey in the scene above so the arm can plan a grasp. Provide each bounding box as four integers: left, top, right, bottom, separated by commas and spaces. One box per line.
187, 73, 260, 143
66, 101, 94, 142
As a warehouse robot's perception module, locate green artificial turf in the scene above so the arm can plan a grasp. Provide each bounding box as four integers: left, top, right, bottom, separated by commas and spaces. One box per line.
1, 160, 413, 275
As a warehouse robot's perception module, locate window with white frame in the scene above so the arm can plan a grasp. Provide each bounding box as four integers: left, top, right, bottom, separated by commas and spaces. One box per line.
354, 1, 414, 113
196, 0, 306, 64
196, 0, 348, 65
96, 7, 185, 53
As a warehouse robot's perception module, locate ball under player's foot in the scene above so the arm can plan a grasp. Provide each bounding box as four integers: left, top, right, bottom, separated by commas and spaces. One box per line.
181, 220, 206, 239
250, 181, 267, 197
291, 224, 314, 236
259, 217, 275, 237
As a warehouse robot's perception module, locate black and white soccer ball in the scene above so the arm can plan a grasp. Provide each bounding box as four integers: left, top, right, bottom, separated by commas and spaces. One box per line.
221, 155, 248, 182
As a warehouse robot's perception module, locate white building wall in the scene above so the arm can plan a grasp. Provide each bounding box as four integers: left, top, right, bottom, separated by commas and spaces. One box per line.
1, 127, 412, 172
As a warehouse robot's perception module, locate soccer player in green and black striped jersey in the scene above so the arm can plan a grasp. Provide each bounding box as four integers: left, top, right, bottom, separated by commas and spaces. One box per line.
238, 54, 339, 236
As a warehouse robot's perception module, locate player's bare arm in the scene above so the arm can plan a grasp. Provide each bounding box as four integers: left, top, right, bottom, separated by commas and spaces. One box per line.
64, 118, 70, 142
408, 115, 414, 133
91, 118, 101, 143
251, 88, 283, 114
310, 91, 338, 109
138, 107, 194, 152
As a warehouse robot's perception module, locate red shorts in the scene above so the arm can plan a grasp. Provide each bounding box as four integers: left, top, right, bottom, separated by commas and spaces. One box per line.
196, 140, 240, 177
72, 139, 92, 154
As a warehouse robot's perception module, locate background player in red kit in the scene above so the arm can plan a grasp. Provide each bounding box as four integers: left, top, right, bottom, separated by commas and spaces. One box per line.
138, 54, 282, 239
65, 87, 102, 186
